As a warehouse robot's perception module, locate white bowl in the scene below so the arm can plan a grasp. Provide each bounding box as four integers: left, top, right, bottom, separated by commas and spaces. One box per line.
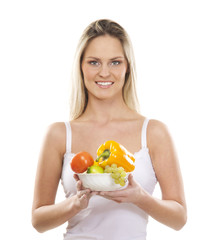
77, 173, 129, 191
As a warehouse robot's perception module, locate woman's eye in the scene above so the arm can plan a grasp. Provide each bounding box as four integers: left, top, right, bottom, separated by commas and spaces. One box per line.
111, 61, 120, 66
89, 61, 99, 66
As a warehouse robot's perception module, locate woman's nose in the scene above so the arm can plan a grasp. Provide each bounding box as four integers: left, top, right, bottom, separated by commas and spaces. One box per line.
99, 64, 110, 78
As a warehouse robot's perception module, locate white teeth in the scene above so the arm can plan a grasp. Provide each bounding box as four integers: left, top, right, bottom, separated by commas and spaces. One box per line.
96, 82, 113, 86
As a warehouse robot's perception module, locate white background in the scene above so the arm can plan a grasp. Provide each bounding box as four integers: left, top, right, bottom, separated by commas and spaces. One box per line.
0, 0, 213, 239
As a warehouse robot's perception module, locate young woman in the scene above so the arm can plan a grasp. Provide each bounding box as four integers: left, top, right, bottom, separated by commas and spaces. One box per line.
32, 19, 187, 240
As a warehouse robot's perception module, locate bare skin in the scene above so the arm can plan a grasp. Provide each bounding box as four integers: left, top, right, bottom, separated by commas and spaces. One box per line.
32, 35, 187, 233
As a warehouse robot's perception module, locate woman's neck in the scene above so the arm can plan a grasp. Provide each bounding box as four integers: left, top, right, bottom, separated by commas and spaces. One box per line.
79, 96, 135, 123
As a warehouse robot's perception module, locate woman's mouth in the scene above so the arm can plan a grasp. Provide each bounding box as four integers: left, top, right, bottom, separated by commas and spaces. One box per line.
95, 81, 114, 88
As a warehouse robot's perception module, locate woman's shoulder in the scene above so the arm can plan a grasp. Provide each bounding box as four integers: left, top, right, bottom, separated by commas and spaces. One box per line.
45, 122, 66, 137
132, 115, 169, 138
148, 119, 168, 132
42, 122, 66, 154
147, 119, 172, 149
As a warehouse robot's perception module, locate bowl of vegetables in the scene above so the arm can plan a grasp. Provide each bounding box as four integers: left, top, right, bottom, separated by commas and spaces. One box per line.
78, 164, 129, 191
70, 141, 135, 191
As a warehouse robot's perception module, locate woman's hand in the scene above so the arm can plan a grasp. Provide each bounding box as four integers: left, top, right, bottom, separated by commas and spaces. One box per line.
99, 174, 148, 204
73, 174, 97, 210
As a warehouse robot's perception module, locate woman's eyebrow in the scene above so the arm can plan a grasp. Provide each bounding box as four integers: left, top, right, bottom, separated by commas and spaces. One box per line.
86, 57, 100, 60
110, 56, 125, 60
86, 56, 125, 60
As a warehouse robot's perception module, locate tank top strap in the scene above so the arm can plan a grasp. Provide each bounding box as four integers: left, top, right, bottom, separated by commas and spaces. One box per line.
64, 122, 72, 154
141, 118, 149, 148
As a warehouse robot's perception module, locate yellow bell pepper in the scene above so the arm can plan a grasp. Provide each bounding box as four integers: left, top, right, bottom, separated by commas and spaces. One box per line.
96, 140, 135, 172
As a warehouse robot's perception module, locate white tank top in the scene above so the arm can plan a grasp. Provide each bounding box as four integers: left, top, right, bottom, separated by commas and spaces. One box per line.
61, 119, 157, 240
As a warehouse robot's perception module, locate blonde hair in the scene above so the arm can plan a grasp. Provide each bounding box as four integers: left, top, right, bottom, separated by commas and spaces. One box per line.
69, 19, 140, 120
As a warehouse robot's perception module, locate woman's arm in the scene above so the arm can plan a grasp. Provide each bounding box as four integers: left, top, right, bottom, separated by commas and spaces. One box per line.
31, 123, 94, 233
145, 119, 187, 230
99, 120, 187, 230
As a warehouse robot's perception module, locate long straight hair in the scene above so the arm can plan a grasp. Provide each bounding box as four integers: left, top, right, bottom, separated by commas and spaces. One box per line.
69, 19, 140, 120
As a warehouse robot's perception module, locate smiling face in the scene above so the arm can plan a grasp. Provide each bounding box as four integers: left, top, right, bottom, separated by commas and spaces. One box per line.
81, 35, 128, 101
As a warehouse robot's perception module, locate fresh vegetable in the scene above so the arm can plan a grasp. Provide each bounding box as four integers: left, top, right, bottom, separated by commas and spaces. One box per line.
70, 151, 94, 173
87, 165, 104, 173
104, 164, 127, 186
96, 140, 135, 172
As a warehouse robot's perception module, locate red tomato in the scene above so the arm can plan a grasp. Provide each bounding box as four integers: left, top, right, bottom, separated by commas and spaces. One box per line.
70, 152, 94, 173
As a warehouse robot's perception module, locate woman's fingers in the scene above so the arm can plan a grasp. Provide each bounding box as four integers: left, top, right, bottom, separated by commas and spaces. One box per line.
75, 175, 97, 203
99, 189, 126, 198
98, 193, 123, 203
128, 173, 137, 186
76, 179, 88, 191
77, 189, 90, 197
73, 174, 79, 181
90, 191, 98, 197
73, 175, 98, 209
98, 175, 143, 204
76, 180, 82, 191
